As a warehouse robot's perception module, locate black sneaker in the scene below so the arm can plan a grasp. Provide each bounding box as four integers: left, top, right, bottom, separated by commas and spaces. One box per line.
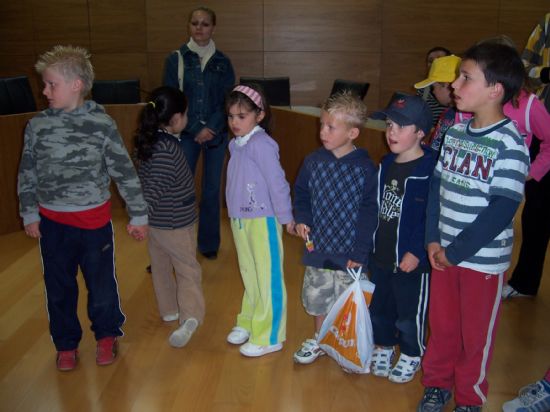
453, 407, 481, 412
417, 387, 452, 412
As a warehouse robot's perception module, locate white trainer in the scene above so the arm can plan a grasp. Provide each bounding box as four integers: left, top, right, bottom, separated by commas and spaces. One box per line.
169, 318, 198, 348
239, 342, 283, 357
293, 338, 325, 364
162, 313, 179, 322
502, 380, 550, 412
226, 326, 250, 345
502, 284, 532, 299
388, 353, 421, 383
371, 346, 395, 377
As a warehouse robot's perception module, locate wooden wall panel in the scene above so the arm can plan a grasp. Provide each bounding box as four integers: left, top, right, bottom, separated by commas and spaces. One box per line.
209, 1, 264, 52
147, 52, 169, 92
265, 0, 381, 52
146, 0, 262, 54
382, 0, 499, 54
379, 52, 424, 112
146, 0, 193, 53
265, 52, 380, 108
29, 0, 90, 54
498, 1, 549, 50
0, 1, 34, 55
89, 0, 147, 53
1, 1, 548, 113
227, 52, 264, 83
92, 53, 149, 101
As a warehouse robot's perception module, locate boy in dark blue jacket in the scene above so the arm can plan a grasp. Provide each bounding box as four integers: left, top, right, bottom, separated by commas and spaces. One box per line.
368, 94, 437, 383
293, 92, 378, 365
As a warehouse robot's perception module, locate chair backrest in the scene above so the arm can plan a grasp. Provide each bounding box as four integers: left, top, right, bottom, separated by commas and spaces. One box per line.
0, 76, 37, 115
239, 76, 291, 107
330, 79, 370, 100
91, 79, 141, 104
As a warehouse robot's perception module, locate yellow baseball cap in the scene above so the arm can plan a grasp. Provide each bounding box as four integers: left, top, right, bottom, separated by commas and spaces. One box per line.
414, 55, 462, 89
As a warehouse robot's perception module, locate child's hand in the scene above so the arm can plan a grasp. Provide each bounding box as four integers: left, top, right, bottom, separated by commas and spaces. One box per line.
434, 248, 452, 268
127, 224, 148, 241
427, 242, 445, 271
24, 222, 41, 239
399, 252, 419, 273
285, 221, 296, 235
295, 223, 310, 240
346, 260, 362, 269
195, 127, 215, 144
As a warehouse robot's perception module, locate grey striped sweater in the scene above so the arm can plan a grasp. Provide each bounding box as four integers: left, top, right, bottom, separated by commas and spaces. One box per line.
137, 132, 197, 229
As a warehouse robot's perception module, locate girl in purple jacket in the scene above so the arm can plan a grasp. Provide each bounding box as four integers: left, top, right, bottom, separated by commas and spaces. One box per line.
224, 84, 295, 357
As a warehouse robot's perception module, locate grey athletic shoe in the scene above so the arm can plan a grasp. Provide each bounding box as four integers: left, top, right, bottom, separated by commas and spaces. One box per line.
417, 387, 452, 412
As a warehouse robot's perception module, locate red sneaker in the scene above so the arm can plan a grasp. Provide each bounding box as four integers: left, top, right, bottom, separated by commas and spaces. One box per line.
56, 349, 78, 371
96, 337, 118, 366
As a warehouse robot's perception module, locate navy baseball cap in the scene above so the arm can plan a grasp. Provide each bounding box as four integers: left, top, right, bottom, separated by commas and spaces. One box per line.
370, 94, 433, 135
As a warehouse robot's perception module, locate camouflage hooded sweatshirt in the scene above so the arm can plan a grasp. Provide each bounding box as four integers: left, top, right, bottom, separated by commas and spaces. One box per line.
17, 100, 148, 227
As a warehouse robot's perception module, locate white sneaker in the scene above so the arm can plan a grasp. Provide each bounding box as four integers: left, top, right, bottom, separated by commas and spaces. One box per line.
162, 313, 179, 322
388, 353, 421, 383
169, 318, 198, 348
502, 284, 531, 300
226, 326, 250, 345
502, 380, 550, 412
371, 346, 395, 377
239, 342, 283, 357
293, 337, 325, 364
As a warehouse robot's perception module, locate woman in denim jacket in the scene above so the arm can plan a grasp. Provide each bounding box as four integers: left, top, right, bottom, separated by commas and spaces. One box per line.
163, 6, 235, 259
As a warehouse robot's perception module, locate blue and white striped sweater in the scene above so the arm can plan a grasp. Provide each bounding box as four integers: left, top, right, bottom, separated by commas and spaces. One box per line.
430, 118, 529, 274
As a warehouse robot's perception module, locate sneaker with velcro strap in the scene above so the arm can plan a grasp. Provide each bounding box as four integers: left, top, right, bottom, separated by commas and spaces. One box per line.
371, 346, 395, 377
293, 337, 324, 364
388, 353, 421, 383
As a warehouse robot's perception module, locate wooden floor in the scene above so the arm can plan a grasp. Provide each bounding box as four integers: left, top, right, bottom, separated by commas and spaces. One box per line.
0, 208, 548, 412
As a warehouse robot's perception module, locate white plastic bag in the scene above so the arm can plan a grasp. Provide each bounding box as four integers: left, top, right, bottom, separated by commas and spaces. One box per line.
317, 267, 375, 374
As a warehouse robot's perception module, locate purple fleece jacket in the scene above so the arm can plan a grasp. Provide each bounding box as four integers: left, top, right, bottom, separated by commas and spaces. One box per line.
225, 128, 293, 224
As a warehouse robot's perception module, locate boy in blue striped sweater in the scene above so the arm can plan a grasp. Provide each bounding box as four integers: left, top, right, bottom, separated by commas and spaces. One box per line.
417, 43, 530, 412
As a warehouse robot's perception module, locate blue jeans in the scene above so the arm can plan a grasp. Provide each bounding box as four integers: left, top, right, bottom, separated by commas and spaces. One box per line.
180, 137, 228, 254
39, 216, 125, 351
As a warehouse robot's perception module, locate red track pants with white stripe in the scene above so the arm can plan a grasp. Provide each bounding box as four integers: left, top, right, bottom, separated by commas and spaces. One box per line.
421, 266, 504, 406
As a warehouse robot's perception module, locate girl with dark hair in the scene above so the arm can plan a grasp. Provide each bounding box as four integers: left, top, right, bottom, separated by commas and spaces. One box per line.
135, 86, 205, 348
224, 84, 294, 357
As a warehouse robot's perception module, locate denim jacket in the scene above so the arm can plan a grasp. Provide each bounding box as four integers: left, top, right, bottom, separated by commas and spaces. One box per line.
163, 45, 235, 146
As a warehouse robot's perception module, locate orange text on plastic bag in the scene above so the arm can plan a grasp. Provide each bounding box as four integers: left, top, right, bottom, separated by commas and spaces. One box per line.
319, 292, 361, 367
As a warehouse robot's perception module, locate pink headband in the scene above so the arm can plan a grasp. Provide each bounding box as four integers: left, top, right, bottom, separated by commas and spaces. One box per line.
233, 85, 264, 110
